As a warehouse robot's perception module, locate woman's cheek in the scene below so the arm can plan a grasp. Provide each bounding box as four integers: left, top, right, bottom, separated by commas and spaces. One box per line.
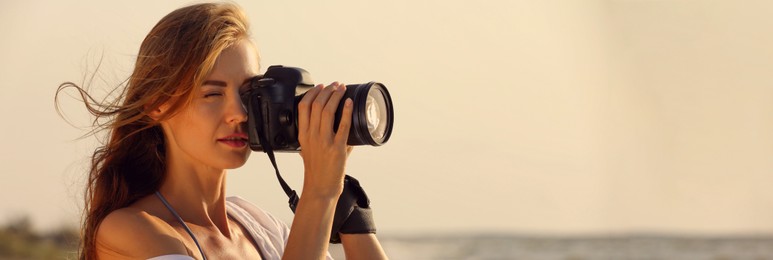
194, 101, 222, 120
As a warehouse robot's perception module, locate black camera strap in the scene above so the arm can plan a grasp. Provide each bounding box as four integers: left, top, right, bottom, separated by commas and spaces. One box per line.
264, 145, 300, 212
250, 97, 300, 212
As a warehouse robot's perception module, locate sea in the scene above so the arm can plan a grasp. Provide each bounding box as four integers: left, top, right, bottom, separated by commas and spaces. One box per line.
327, 234, 773, 260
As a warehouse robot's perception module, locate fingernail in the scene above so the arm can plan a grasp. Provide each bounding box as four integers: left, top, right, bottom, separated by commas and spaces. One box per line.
345, 98, 353, 106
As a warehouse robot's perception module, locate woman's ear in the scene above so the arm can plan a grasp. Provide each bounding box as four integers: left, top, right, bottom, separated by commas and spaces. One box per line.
147, 102, 170, 122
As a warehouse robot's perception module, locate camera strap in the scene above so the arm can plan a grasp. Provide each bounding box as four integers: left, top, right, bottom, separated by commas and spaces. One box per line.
264, 145, 300, 212
250, 97, 300, 212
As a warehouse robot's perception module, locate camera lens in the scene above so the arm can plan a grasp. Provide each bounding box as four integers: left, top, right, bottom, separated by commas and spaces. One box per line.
334, 82, 393, 146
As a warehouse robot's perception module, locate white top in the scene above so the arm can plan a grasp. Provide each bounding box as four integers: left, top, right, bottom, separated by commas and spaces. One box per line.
147, 196, 333, 260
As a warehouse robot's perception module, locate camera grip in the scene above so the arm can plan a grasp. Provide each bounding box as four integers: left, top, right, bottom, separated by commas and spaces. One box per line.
330, 175, 376, 244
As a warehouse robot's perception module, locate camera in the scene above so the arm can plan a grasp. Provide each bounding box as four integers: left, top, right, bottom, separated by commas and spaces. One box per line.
240, 65, 394, 152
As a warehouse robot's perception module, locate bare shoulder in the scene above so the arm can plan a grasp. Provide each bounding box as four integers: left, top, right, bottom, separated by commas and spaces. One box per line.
96, 203, 188, 259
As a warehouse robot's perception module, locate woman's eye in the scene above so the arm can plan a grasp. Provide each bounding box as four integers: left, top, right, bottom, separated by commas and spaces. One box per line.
204, 92, 223, 98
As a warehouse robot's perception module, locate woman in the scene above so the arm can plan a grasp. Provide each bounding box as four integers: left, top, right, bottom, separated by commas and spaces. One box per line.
57, 3, 387, 259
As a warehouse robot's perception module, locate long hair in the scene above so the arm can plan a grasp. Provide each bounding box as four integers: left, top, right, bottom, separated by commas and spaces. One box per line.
55, 3, 250, 259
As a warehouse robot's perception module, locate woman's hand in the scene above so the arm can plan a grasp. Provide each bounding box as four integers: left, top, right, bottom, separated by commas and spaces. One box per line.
297, 82, 354, 200
287, 83, 367, 259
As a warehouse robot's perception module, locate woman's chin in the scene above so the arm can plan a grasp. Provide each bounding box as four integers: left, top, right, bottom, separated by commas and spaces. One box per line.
223, 152, 250, 169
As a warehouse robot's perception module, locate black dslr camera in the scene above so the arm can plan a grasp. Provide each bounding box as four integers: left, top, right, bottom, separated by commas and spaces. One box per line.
240, 65, 394, 152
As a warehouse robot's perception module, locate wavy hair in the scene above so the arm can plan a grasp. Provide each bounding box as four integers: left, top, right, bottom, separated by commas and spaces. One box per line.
55, 3, 251, 259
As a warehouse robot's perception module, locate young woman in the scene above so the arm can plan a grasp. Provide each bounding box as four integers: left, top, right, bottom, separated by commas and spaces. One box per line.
58, 3, 387, 259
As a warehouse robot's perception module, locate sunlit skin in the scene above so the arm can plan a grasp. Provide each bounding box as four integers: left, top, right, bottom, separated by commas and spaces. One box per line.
94, 39, 387, 259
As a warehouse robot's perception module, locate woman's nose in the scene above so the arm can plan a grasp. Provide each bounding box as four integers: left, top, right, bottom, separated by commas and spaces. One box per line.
227, 96, 248, 124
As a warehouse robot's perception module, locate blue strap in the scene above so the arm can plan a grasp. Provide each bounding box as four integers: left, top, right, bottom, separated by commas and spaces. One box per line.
155, 191, 207, 260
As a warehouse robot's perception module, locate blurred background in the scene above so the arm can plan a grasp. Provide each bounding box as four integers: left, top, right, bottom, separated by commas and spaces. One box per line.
2, 0, 773, 259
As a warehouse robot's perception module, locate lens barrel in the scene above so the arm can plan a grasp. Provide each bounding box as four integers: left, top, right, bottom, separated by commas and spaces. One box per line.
333, 82, 394, 146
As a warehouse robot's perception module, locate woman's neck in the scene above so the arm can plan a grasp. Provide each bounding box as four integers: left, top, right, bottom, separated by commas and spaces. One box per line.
158, 158, 232, 238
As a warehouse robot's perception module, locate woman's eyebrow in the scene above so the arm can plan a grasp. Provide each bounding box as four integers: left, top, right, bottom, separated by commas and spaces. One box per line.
203, 80, 227, 87
203, 77, 255, 87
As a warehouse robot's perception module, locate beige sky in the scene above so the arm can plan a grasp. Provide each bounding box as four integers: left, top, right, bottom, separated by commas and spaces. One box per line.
1, 0, 772, 235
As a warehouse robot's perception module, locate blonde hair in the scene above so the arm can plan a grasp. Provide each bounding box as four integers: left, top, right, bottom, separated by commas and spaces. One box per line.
56, 3, 251, 259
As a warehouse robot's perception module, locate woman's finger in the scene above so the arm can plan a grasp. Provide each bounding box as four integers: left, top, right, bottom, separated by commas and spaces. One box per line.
334, 97, 354, 145
297, 84, 323, 139
320, 83, 346, 137
309, 82, 339, 136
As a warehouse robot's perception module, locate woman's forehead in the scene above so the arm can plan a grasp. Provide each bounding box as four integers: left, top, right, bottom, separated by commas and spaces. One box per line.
208, 40, 260, 84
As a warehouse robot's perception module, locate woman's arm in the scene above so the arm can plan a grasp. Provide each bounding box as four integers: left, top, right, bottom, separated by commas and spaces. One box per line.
284, 82, 353, 259
283, 196, 338, 259
341, 233, 388, 259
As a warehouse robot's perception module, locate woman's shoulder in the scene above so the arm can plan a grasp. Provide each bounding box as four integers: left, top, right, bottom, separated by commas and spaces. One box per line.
96, 203, 188, 258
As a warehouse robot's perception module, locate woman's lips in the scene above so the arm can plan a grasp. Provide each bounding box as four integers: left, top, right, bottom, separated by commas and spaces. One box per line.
218, 132, 248, 148
218, 139, 247, 148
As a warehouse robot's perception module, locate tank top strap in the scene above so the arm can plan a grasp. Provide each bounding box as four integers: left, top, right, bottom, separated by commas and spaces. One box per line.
155, 191, 207, 260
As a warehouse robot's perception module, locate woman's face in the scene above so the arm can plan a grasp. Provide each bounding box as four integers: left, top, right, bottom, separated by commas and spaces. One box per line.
160, 39, 259, 170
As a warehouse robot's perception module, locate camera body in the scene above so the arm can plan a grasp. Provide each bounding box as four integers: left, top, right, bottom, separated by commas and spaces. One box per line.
241, 65, 312, 152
